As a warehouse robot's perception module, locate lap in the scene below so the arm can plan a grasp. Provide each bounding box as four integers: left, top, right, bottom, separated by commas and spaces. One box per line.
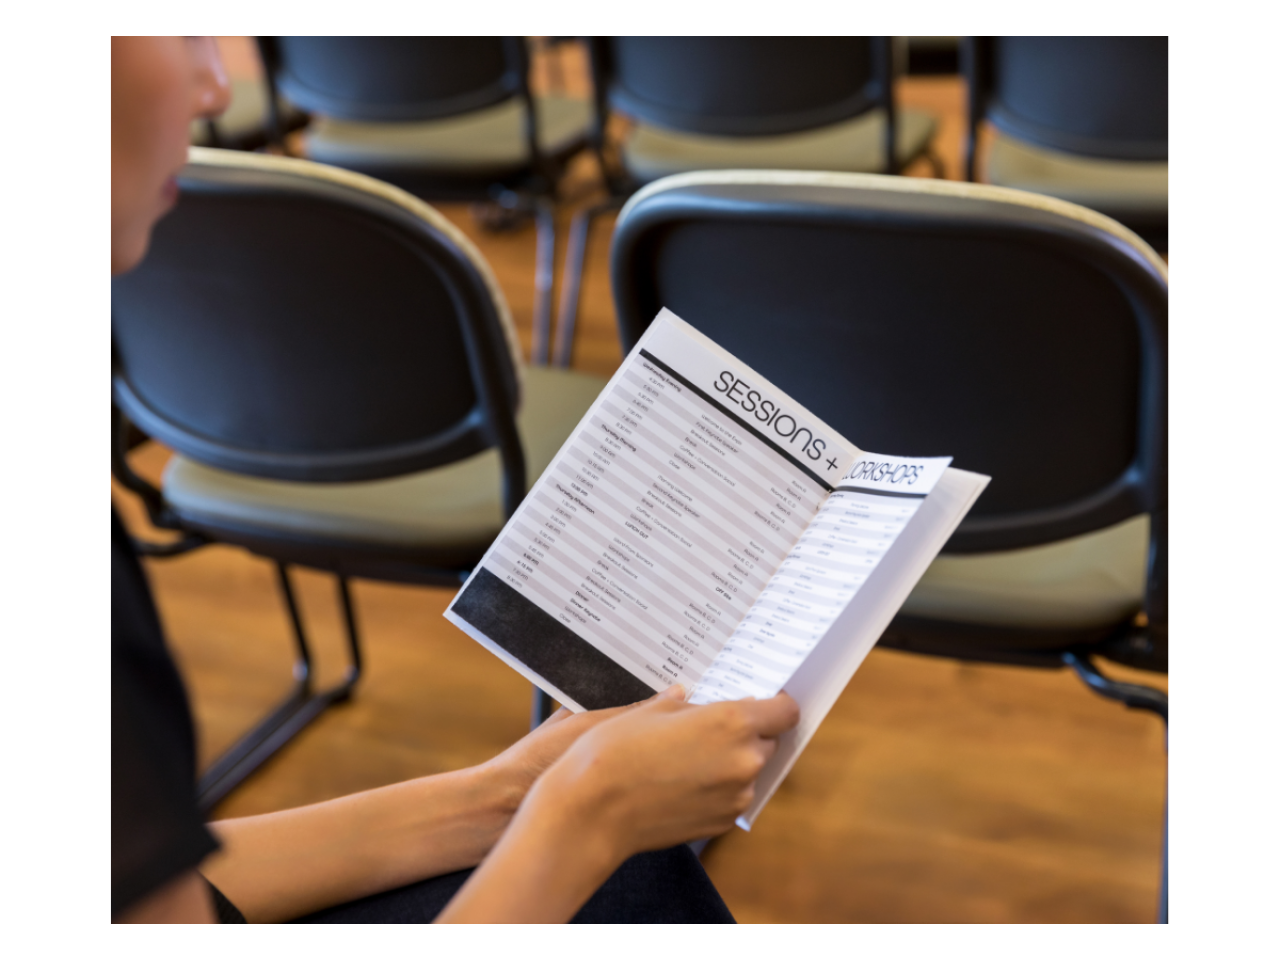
291, 845, 734, 924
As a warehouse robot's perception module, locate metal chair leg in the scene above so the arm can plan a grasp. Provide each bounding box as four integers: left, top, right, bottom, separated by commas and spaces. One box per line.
924, 147, 947, 180
531, 199, 557, 366
1063, 650, 1168, 923
335, 574, 363, 688
196, 565, 363, 812
530, 686, 556, 729
552, 198, 623, 368
1062, 650, 1167, 722
551, 205, 593, 368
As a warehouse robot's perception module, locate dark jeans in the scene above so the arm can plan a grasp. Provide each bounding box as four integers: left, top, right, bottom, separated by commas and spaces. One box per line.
291, 845, 735, 923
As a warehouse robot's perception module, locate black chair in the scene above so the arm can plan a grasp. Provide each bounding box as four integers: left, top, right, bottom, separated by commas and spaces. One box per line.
112, 148, 607, 809
964, 36, 1168, 250
552, 36, 942, 367
257, 36, 594, 364
610, 170, 1168, 921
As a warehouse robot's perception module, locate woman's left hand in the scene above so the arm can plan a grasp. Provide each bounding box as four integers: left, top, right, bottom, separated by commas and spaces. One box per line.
481, 698, 650, 802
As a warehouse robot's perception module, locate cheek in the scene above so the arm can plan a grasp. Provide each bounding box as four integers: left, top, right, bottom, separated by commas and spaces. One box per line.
158, 82, 197, 158
111, 88, 189, 273
137, 82, 194, 187
116, 51, 191, 188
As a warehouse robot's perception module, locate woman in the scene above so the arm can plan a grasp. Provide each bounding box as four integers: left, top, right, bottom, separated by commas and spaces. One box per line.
112, 36, 799, 923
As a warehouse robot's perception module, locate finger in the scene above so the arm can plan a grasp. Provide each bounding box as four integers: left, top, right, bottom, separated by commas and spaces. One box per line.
545, 688, 658, 725
570, 699, 652, 731
740, 691, 801, 737
756, 736, 780, 764
539, 703, 621, 734
632, 684, 686, 711
632, 688, 670, 705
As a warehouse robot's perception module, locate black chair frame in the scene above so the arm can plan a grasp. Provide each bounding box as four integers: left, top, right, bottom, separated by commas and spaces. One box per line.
612, 180, 1166, 668
553, 37, 940, 368
256, 37, 586, 364
114, 409, 365, 814
112, 153, 535, 804
961, 37, 1169, 249
610, 175, 1168, 918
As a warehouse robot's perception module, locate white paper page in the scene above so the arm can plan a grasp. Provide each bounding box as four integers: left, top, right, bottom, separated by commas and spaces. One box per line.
445, 309, 860, 711
691, 454, 952, 704
736, 466, 990, 829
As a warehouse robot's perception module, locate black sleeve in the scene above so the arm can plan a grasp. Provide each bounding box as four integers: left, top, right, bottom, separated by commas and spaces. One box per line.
112, 510, 218, 918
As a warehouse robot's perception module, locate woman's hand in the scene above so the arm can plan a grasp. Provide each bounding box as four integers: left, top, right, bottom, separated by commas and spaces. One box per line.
436, 686, 799, 922
528, 686, 800, 862
202, 697, 654, 922
481, 701, 641, 807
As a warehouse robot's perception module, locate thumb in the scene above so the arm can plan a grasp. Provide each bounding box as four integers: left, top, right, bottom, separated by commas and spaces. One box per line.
659, 683, 687, 702
743, 690, 801, 737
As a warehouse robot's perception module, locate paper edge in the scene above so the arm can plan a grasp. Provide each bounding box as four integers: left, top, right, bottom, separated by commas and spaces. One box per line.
736, 465, 991, 828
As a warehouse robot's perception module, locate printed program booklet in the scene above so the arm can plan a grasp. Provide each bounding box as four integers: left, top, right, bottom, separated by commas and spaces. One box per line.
446, 308, 990, 827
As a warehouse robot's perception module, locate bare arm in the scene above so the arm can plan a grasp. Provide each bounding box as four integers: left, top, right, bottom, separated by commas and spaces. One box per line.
200, 704, 633, 923
132, 687, 796, 924
437, 686, 800, 923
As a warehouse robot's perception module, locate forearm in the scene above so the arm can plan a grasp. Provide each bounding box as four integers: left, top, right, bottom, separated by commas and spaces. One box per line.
201, 762, 523, 922
434, 790, 623, 924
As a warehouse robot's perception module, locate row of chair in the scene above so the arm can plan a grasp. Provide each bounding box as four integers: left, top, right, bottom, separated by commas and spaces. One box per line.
121, 38, 1169, 918
195, 37, 1168, 365
112, 155, 1166, 902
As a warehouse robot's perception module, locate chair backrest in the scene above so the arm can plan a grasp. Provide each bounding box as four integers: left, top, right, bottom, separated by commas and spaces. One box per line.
588, 37, 893, 138
965, 36, 1168, 162
257, 36, 531, 123
611, 171, 1167, 567
112, 148, 527, 512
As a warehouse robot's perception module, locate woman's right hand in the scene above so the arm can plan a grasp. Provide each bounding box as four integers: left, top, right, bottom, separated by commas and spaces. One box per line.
436, 686, 799, 921
520, 685, 800, 864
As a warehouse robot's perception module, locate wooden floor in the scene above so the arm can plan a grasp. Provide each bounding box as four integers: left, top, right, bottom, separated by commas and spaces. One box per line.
112, 39, 1169, 923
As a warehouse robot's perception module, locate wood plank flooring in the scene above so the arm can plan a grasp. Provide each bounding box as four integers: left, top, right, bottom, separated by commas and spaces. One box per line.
110, 39, 1169, 923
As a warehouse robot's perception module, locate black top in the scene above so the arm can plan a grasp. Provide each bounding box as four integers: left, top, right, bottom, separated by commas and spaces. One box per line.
112, 510, 218, 917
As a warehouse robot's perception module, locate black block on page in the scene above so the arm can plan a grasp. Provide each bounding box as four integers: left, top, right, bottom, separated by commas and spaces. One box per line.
452, 568, 658, 710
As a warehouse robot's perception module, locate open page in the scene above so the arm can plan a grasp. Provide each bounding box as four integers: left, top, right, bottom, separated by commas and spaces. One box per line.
737, 466, 990, 828
691, 454, 954, 704
445, 309, 860, 711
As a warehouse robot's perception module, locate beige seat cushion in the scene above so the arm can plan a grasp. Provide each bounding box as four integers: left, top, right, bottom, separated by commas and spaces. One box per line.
900, 514, 1149, 629
301, 96, 591, 174
621, 107, 937, 183
985, 130, 1167, 218
163, 366, 605, 551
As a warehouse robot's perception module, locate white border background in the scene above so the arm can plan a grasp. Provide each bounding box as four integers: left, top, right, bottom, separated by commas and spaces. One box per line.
8, 5, 1269, 952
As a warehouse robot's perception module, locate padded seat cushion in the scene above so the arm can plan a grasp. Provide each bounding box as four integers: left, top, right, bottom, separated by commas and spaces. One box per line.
163, 366, 605, 551
301, 96, 591, 174
985, 130, 1168, 218
900, 514, 1149, 629
621, 107, 936, 183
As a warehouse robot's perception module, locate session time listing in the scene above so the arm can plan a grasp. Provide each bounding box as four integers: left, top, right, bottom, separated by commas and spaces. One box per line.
481, 339, 836, 693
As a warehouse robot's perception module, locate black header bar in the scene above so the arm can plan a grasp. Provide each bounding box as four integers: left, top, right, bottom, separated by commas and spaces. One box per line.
834, 484, 929, 499
639, 349, 834, 492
